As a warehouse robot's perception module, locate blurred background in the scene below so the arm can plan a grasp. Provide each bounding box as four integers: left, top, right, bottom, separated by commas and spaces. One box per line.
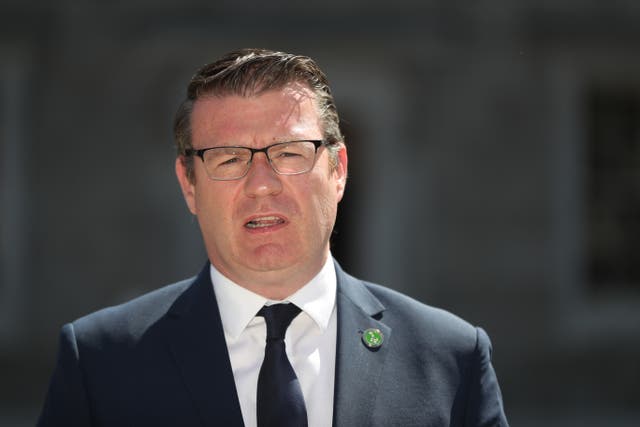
2, 1, 640, 426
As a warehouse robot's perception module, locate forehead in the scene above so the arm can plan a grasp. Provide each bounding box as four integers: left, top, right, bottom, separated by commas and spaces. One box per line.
190, 83, 323, 146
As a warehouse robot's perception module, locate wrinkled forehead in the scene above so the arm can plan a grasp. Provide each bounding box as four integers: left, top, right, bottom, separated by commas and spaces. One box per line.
190, 84, 324, 146
196, 81, 319, 116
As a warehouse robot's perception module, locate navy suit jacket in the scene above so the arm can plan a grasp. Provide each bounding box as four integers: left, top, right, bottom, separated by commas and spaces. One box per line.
38, 261, 508, 426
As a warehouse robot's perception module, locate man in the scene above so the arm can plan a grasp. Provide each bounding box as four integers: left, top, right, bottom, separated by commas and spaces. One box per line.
38, 48, 509, 426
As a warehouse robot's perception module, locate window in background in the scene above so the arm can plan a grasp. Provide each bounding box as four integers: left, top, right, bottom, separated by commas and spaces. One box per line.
0, 49, 28, 346
586, 86, 640, 293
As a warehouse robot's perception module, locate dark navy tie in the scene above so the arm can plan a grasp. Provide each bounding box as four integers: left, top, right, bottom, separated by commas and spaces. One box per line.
256, 304, 308, 427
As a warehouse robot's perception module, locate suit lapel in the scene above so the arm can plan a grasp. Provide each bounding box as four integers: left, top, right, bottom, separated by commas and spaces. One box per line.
332, 262, 391, 427
161, 261, 390, 427
165, 264, 244, 427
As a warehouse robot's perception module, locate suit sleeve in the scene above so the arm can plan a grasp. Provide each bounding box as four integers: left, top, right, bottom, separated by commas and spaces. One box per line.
38, 323, 93, 427
465, 327, 509, 427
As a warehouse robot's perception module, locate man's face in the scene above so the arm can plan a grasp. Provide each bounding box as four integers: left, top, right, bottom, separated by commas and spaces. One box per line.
176, 83, 347, 298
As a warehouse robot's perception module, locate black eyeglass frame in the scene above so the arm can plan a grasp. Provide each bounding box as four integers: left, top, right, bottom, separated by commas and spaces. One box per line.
184, 139, 332, 181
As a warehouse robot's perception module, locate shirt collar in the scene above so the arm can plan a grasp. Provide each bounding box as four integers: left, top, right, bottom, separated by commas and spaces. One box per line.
211, 256, 337, 340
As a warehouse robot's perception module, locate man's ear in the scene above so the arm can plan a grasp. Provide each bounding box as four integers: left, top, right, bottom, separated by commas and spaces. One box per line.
333, 143, 348, 202
175, 156, 197, 215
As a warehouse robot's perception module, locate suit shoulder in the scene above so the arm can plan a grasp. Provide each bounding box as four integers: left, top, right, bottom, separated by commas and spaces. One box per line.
363, 281, 478, 350
71, 277, 194, 343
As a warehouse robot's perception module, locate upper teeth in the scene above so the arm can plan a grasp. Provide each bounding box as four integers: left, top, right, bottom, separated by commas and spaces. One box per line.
246, 216, 283, 228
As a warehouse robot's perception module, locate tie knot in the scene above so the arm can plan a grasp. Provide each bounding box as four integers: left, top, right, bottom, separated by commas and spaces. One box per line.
258, 304, 301, 341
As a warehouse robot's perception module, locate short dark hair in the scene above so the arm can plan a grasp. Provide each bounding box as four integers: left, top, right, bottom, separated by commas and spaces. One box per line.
173, 48, 343, 181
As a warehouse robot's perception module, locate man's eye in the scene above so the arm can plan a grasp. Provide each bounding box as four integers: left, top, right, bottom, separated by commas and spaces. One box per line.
277, 151, 302, 158
218, 157, 241, 166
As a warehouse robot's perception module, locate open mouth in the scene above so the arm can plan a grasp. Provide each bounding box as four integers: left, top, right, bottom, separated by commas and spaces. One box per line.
245, 216, 286, 229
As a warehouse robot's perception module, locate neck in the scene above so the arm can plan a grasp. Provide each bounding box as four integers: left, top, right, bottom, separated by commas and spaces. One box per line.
212, 255, 329, 300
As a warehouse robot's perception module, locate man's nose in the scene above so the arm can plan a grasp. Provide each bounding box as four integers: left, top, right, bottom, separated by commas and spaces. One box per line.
243, 153, 283, 197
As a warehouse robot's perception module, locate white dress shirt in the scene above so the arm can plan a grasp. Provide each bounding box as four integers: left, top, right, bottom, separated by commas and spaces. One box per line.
210, 257, 337, 427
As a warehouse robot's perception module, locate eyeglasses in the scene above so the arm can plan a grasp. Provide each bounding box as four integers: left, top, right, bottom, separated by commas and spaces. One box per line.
185, 140, 330, 181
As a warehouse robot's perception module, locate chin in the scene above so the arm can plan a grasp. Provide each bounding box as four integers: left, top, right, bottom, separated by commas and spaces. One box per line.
247, 244, 301, 270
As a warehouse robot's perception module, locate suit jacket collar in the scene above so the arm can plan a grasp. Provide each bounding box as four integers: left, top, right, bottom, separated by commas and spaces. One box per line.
166, 262, 244, 427
163, 260, 391, 427
333, 261, 391, 427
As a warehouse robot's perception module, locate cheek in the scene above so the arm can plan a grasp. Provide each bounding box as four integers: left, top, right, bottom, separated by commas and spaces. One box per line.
194, 186, 234, 226
308, 183, 339, 228
318, 196, 336, 228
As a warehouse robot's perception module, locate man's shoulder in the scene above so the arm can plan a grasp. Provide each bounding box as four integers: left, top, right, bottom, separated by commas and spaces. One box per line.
366, 281, 474, 326
70, 276, 196, 343
356, 278, 480, 353
335, 262, 473, 333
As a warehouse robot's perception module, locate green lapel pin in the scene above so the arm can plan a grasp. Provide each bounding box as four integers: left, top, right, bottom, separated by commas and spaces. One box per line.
361, 328, 384, 349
